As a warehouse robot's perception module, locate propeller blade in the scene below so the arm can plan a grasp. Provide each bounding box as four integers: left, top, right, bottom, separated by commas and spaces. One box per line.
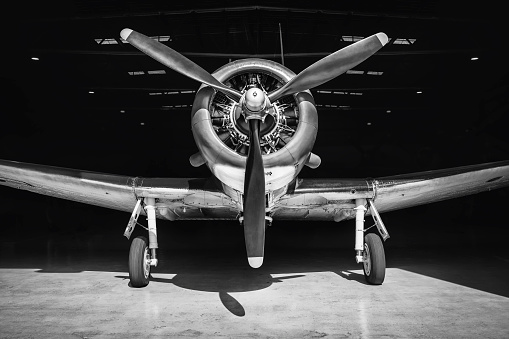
243, 119, 266, 268
120, 29, 242, 101
268, 33, 388, 102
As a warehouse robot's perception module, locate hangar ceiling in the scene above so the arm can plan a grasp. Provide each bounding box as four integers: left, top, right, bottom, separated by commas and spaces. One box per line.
1, 1, 507, 178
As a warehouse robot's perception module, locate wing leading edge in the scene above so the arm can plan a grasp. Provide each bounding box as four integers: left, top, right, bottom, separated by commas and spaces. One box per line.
272, 161, 509, 221
0, 160, 239, 220
2, 159, 509, 222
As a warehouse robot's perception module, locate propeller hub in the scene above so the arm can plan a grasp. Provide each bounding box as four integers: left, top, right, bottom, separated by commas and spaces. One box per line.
245, 88, 265, 112
241, 88, 270, 121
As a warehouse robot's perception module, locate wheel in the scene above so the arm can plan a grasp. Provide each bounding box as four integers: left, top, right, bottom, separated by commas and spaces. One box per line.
129, 236, 150, 287
362, 233, 386, 285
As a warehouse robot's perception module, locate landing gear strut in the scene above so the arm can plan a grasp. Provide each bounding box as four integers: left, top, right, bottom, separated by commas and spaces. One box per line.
124, 198, 159, 288
354, 199, 388, 285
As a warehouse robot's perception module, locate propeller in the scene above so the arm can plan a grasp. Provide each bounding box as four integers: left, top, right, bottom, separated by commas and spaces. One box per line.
120, 29, 242, 102
268, 33, 388, 102
243, 118, 266, 268
120, 28, 389, 268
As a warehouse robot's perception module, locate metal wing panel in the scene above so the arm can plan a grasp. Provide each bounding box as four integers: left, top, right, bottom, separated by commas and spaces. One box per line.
0, 160, 239, 219
271, 161, 509, 221
0, 160, 135, 212
272, 178, 374, 221
373, 161, 509, 213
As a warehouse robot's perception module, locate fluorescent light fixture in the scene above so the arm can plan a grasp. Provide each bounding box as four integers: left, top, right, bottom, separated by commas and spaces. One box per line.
128, 71, 145, 76
471, 57, 479, 61
147, 70, 166, 75
367, 122, 372, 126
346, 70, 364, 75
392, 38, 417, 45
349, 92, 363, 96
95, 38, 118, 45
151, 35, 171, 42
416, 91, 422, 94
367, 71, 383, 75
317, 90, 331, 94
386, 110, 391, 113
180, 90, 195, 94
88, 91, 94, 94
341, 35, 365, 42
165, 91, 179, 95
333, 91, 347, 95
149, 92, 163, 96
31, 57, 39, 61
120, 110, 125, 113
140, 122, 145, 126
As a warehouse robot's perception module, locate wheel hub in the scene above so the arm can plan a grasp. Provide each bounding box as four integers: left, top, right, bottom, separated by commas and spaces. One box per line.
143, 247, 151, 279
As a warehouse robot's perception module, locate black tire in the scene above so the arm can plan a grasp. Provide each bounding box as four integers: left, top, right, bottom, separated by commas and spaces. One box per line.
363, 233, 386, 285
129, 236, 150, 288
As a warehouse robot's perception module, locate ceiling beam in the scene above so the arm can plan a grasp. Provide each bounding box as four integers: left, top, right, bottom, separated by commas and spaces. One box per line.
32, 49, 481, 58
40, 6, 479, 23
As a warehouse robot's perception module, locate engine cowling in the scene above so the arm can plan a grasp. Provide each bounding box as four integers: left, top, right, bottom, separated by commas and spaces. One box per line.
191, 59, 318, 195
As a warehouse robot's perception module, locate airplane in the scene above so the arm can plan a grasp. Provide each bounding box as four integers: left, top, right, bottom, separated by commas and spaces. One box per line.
1, 28, 508, 288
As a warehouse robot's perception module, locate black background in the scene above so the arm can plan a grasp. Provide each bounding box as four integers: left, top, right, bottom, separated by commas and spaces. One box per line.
1, 1, 508, 254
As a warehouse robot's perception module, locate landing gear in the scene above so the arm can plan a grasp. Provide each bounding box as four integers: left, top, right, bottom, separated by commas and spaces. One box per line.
129, 236, 150, 287
124, 198, 159, 288
354, 199, 388, 285
363, 233, 385, 285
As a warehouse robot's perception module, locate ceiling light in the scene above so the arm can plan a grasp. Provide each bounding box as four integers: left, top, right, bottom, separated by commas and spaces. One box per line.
346, 70, 364, 75
367, 122, 372, 126
471, 57, 479, 61
341, 36, 365, 42
120, 110, 125, 113
95, 38, 118, 45
152, 35, 171, 42
88, 91, 94, 94
416, 91, 422, 94
392, 38, 417, 45
140, 122, 145, 126
147, 70, 166, 75
31, 57, 39, 61
386, 110, 391, 113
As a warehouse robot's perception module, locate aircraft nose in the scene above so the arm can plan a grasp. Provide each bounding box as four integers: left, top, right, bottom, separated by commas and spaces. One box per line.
244, 88, 266, 112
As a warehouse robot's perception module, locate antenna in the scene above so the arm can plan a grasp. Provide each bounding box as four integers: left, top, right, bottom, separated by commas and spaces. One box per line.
279, 23, 285, 66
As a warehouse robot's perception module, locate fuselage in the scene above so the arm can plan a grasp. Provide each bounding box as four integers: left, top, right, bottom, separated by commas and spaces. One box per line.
190, 59, 318, 205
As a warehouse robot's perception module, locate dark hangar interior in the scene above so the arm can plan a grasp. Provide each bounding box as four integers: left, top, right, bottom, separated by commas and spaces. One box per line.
1, 0, 508, 274
2, 0, 508, 178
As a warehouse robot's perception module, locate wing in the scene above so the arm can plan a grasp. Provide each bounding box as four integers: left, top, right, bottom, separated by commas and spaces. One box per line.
0, 160, 239, 220
272, 161, 509, 221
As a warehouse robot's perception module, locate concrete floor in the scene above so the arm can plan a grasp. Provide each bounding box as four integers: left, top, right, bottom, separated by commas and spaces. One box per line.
1, 196, 509, 338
